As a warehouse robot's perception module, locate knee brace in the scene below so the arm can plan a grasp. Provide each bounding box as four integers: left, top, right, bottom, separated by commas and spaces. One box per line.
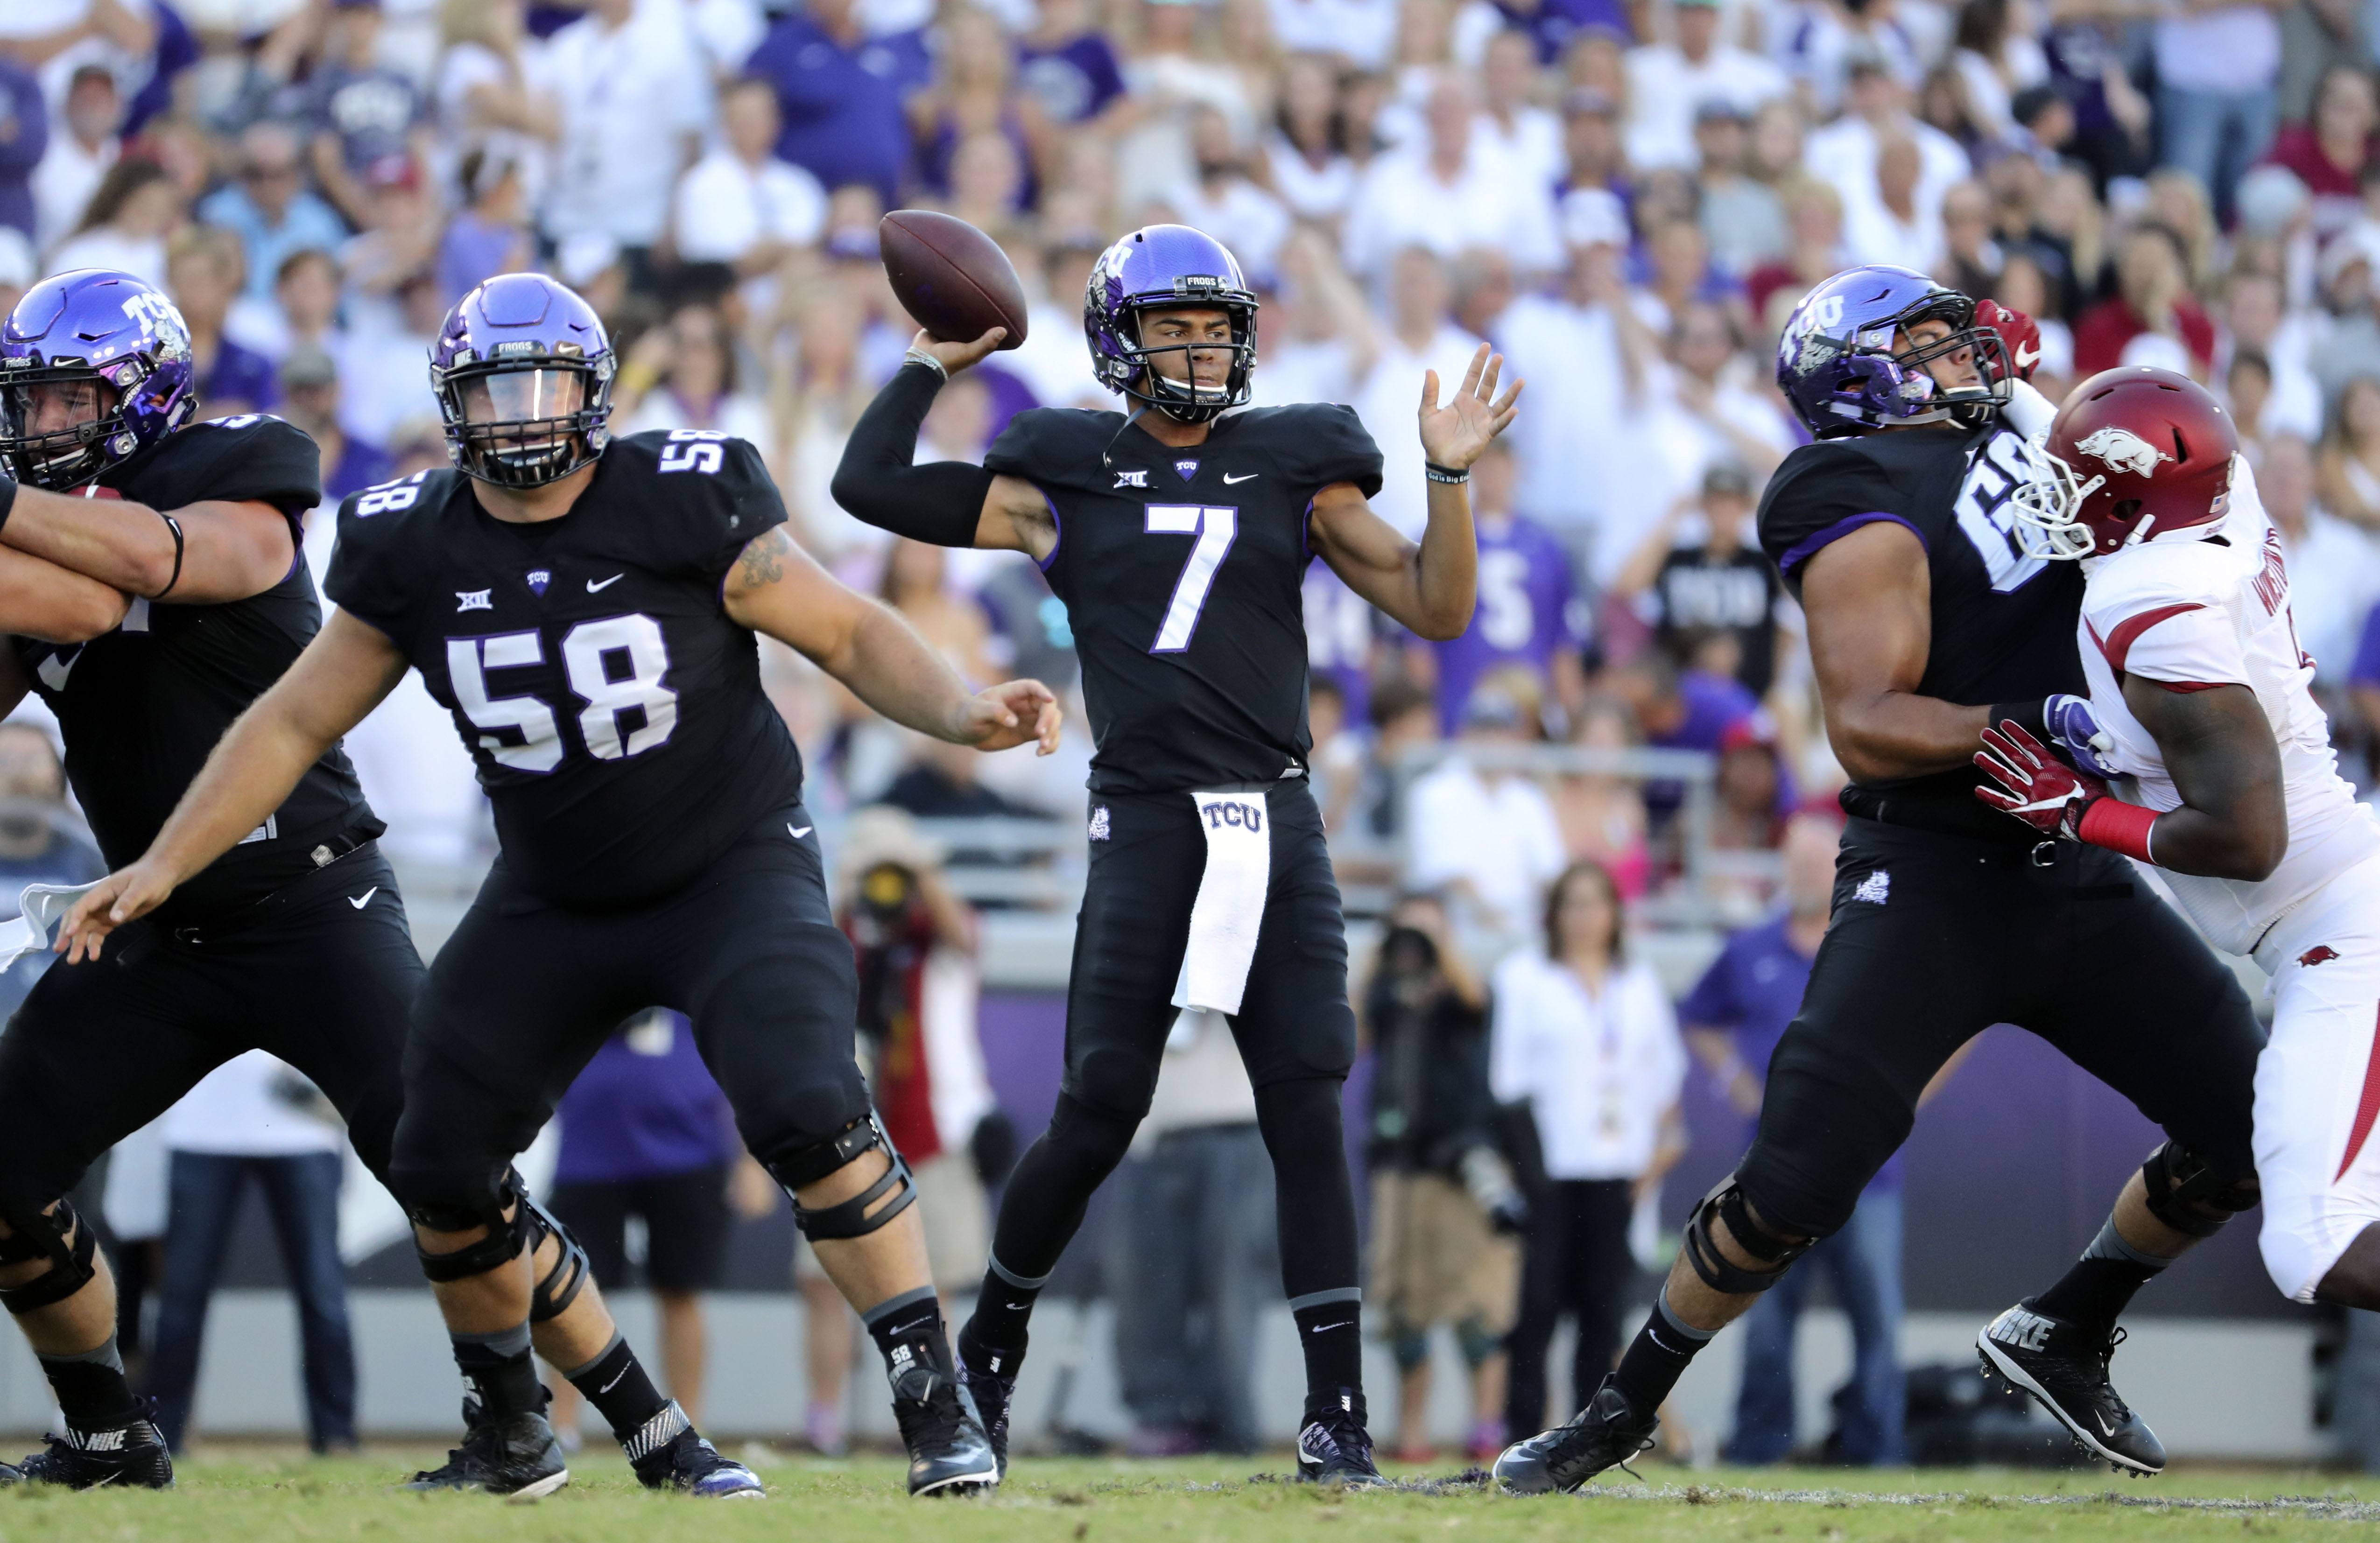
410, 1171, 534, 1284
1681, 1178, 1815, 1296
769, 1111, 918, 1242
0, 1201, 96, 1315
2141, 1140, 2260, 1239
518, 1191, 592, 1322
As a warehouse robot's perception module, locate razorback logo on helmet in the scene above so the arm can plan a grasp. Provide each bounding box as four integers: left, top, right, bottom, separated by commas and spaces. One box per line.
2074, 427, 2170, 479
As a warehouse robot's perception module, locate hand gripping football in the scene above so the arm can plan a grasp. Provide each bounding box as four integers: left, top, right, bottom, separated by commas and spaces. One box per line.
879, 210, 1029, 351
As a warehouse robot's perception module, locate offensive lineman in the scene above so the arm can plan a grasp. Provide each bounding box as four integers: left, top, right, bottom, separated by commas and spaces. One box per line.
1496, 267, 2268, 1490
831, 223, 1520, 1482
1979, 367, 2380, 1312
59, 273, 1052, 1496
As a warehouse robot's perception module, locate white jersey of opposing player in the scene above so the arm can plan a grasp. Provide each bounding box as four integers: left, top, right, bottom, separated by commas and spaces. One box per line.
2077, 454, 2380, 954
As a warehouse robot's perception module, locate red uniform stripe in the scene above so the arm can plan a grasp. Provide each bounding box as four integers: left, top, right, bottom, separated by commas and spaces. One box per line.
2334, 1003, 2380, 1184
2090, 602, 2206, 675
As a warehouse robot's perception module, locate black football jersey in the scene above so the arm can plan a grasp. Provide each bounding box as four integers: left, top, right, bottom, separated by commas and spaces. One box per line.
1758, 420, 2085, 840
326, 431, 804, 910
984, 405, 1384, 795
10, 415, 381, 918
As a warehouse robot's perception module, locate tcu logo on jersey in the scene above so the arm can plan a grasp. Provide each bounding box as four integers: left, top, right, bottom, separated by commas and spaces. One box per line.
1202, 801, 1263, 834
2074, 427, 2170, 479
1114, 470, 1149, 489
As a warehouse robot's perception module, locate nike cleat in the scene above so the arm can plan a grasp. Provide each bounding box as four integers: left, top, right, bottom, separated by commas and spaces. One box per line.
1295, 1406, 1385, 1487
1978, 1301, 2165, 1474
406, 1403, 570, 1499
955, 1319, 1020, 1479
1493, 1378, 1657, 1494
1, 1404, 173, 1490
891, 1348, 999, 1496
626, 1402, 764, 1498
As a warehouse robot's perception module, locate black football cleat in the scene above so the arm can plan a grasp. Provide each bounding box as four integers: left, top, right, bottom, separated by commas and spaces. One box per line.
405, 1403, 570, 1499
1979, 1302, 2165, 1474
1295, 1404, 1385, 1487
1493, 1377, 1658, 1494
891, 1344, 999, 1496
625, 1401, 764, 1498
1, 1405, 173, 1490
954, 1319, 1019, 1479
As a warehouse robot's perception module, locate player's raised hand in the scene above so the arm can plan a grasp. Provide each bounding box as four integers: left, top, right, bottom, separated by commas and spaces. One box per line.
53, 858, 178, 964
909, 327, 1008, 376
956, 678, 1063, 755
1418, 343, 1523, 472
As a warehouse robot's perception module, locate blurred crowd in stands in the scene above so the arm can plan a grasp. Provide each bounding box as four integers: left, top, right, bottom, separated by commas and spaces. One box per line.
7, 0, 2380, 1468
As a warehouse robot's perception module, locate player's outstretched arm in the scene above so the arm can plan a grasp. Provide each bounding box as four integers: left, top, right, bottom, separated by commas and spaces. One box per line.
2118, 676, 2288, 880
724, 526, 1061, 755
0, 484, 295, 603
1799, 521, 1993, 782
55, 610, 409, 961
828, 329, 1057, 561
1310, 343, 1520, 640
0, 543, 132, 643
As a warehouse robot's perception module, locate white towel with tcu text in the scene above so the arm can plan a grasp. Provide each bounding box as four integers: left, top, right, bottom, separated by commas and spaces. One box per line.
1170, 791, 1272, 1017
0, 880, 107, 970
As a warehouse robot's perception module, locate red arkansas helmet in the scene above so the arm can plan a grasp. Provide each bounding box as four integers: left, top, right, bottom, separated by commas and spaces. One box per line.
2012, 366, 2239, 560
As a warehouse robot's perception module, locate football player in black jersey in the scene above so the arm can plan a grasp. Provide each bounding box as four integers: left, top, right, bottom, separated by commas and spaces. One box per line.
61, 273, 1054, 1498
0, 270, 754, 1498
831, 223, 1520, 1483
1494, 266, 2267, 1492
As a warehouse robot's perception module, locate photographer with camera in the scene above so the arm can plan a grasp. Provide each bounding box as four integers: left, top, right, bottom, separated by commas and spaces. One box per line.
1363, 891, 1522, 1465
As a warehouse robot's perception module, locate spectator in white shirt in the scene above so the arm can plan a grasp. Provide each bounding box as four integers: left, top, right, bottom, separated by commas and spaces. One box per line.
1488, 859, 1687, 1438
47, 155, 179, 287
2266, 432, 2380, 685
1806, 53, 1971, 243
1173, 102, 1292, 282
1479, 27, 1564, 193
1841, 131, 1944, 271
31, 63, 117, 256
1403, 681, 1566, 939
1343, 70, 1561, 279
1262, 52, 1359, 223
1622, 0, 1788, 171
674, 75, 827, 283
1351, 244, 1487, 538
539, 0, 710, 261
1268, 0, 1399, 69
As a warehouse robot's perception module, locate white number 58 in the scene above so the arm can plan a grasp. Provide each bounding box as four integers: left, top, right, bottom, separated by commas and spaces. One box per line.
658, 428, 728, 475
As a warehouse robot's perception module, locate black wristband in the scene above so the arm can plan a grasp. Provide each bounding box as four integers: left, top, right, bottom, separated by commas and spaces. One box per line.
1424, 461, 1469, 484
0, 476, 14, 538
152, 512, 185, 599
1988, 699, 2049, 743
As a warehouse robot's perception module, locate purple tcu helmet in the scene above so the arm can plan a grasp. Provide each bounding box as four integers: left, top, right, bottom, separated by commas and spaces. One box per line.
1084, 224, 1258, 424
1774, 265, 2013, 439
0, 269, 197, 490
431, 272, 615, 487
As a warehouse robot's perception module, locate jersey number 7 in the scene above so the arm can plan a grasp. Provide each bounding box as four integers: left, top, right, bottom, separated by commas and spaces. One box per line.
1145, 505, 1238, 652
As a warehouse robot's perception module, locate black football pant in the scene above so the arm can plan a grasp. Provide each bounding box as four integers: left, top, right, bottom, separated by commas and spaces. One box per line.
989, 780, 1361, 1306
1736, 817, 2264, 1240
0, 846, 417, 1229
390, 804, 873, 1226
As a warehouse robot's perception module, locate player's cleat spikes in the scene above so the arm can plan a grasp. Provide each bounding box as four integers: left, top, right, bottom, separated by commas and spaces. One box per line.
1, 1404, 174, 1489
954, 1320, 1019, 1479
1978, 1302, 2166, 1475
405, 1403, 570, 1498
893, 1357, 999, 1496
625, 1402, 764, 1498
1295, 1407, 1385, 1487
1493, 1377, 1658, 1495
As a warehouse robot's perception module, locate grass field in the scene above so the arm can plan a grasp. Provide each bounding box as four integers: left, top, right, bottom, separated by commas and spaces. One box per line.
19, 1448, 2380, 1542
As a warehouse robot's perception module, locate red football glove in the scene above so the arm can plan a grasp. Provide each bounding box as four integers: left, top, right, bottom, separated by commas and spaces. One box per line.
1974, 720, 2105, 840
1974, 299, 2040, 383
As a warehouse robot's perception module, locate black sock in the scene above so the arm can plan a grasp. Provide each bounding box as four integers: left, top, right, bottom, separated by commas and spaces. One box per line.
966, 1254, 1046, 1356
564, 1333, 670, 1442
40, 1335, 139, 1430
2031, 1219, 2176, 1336
1610, 1293, 1714, 1416
864, 1285, 951, 1388
1291, 1293, 1366, 1425
451, 1323, 544, 1421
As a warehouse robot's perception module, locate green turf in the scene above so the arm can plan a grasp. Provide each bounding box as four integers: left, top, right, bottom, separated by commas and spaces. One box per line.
14, 1451, 2380, 1542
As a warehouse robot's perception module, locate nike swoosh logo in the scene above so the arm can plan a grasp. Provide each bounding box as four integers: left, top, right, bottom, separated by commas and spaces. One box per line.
1309, 1320, 1353, 1333
587, 575, 623, 592
1222, 472, 1257, 485
2095, 1412, 2116, 1437
599, 1366, 629, 1395
2016, 342, 2040, 369
347, 887, 378, 910
788, 824, 812, 839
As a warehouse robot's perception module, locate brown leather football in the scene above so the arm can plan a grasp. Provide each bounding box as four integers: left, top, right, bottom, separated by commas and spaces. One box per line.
878, 210, 1029, 351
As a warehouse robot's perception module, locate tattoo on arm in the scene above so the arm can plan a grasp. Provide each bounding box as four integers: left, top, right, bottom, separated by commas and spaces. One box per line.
736, 526, 791, 590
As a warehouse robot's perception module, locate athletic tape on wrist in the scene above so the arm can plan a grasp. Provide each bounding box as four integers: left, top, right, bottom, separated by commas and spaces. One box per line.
2077, 797, 2156, 864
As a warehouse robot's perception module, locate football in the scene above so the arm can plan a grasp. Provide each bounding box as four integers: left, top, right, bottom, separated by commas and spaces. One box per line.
878, 210, 1029, 351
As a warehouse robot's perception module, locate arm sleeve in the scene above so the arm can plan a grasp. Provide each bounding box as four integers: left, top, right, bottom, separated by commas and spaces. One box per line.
1293, 403, 1385, 499
2089, 596, 2249, 690
1756, 446, 1918, 596
830, 362, 998, 547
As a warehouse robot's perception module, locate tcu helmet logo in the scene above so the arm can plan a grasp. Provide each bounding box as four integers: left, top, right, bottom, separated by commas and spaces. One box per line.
2074, 427, 2170, 479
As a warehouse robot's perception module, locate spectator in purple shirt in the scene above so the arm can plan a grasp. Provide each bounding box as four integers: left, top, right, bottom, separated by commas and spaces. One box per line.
746, 0, 933, 210
0, 55, 45, 245
1015, 0, 1128, 128
1679, 809, 1911, 1466
1412, 440, 1588, 735
168, 227, 277, 419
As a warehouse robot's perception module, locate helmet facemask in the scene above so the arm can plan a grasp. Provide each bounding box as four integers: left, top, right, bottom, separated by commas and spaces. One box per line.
1121, 299, 1256, 424
1881, 296, 2016, 429
436, 357, 613, 488
2006, 437, 2105, 561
